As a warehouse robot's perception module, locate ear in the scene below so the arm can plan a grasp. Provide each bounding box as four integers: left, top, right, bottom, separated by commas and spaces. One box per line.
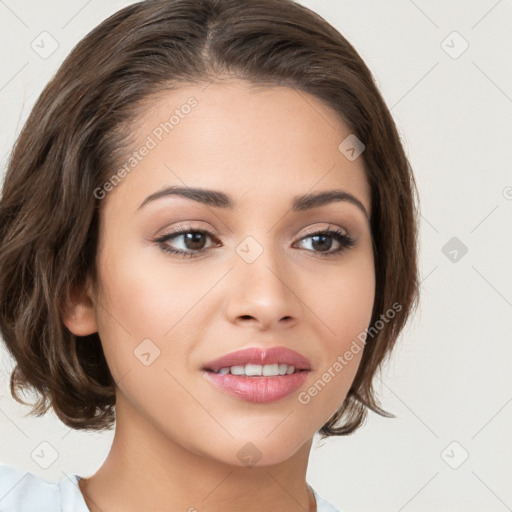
60, 276, 98, 336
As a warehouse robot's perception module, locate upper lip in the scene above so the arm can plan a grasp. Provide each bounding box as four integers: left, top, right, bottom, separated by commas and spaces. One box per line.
202, 346, 311, 372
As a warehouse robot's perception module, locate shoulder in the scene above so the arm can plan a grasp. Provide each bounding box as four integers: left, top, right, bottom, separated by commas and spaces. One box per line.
0, 462, 88, 512
0, 462, 59, 511
311, 484, 349, 512
0, 462, 63, 511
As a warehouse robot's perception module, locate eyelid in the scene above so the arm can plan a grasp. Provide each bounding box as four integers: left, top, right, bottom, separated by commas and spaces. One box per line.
298, 224, 349, 238
155, 222, 217, 238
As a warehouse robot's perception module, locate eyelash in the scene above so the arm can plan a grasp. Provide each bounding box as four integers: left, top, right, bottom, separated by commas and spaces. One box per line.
153, 224, 356, 259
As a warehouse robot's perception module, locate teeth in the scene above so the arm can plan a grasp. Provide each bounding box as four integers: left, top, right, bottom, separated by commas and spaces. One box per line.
216, 364, 297, 376
245, 363, 262, 376
262, 363, 279, 376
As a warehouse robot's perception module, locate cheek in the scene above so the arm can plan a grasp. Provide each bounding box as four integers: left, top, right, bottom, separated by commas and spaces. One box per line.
92, 240, 222, 388
311, 249, 375, 348
92, 246, 209, 437
298, 253, 374, 419
95, 242, 210, 339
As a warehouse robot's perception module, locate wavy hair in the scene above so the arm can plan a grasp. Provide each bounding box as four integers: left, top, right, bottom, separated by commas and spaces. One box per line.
0, 0, 419, 435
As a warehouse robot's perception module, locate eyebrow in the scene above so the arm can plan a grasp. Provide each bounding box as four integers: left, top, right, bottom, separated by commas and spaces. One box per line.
137, 186, 369, 219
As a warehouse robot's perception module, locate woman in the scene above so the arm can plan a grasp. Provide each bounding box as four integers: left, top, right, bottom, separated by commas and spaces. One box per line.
0, 0, 419, 510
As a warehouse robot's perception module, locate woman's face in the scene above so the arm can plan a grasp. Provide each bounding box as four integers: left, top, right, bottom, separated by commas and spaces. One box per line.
90, 80, 375, 466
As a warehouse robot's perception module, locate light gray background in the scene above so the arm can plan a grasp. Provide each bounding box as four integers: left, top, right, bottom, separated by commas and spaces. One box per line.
1, 1, 511, 511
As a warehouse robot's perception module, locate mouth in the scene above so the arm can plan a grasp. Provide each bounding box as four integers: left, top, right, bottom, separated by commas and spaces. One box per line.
202, 346, 311, 403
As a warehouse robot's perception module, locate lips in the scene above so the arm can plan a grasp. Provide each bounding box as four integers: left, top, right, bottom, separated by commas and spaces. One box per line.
202, 347, 311, 403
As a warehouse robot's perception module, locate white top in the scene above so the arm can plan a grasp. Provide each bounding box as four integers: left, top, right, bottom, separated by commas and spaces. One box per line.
0, 462, 344, 511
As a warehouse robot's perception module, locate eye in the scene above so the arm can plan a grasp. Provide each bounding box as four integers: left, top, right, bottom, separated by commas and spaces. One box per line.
153, 225, 220, 259
294, 226, 356, 257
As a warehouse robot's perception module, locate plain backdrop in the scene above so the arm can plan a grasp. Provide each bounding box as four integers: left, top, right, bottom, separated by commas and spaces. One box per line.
0, 1, 511, 511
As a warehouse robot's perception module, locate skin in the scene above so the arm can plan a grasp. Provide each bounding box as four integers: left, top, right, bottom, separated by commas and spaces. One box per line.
63, 79, 375, 512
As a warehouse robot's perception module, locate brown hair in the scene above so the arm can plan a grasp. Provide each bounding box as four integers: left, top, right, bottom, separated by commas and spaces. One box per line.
0, 0, 419, 435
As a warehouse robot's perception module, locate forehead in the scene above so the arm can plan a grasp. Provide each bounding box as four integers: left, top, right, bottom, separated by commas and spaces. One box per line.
106, 80, 371, 216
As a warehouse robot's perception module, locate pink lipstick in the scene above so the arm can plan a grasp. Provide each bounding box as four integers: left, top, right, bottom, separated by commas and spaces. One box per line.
202, 347, 311, 403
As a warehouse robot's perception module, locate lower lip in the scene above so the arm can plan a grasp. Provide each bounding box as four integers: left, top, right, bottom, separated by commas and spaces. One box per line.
203, 371, 309, 403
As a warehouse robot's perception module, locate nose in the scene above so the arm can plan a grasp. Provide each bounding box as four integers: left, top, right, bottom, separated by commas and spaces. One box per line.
224, 240, 301, 331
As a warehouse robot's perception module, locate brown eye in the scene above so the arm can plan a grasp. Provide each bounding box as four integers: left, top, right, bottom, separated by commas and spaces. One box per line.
154, 227, 221, 258
294, 228, 356, 257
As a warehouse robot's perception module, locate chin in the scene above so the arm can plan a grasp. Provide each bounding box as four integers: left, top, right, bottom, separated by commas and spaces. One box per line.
201, 428, 312, 469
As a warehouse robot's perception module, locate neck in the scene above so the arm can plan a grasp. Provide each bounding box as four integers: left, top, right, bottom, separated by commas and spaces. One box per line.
79, 392, 316, 512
